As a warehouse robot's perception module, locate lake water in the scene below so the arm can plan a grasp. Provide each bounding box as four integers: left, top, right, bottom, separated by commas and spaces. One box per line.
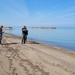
5, 27, 75, 51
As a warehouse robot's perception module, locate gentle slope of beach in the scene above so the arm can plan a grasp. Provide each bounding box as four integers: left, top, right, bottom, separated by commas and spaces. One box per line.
0, 33, 75, 75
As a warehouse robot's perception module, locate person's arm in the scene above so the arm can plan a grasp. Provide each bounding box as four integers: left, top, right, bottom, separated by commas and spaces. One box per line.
0, 28, 2, 34
26, 30, 28, 35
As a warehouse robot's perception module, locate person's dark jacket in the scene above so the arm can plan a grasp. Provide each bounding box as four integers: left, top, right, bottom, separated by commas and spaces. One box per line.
0, 28, 2, 35
22, 28, 28, 35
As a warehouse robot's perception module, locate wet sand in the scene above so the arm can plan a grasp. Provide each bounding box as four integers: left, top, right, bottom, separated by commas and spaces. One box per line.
0, 33, 75, 75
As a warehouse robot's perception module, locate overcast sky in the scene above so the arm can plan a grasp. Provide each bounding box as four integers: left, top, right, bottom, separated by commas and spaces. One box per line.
0, 0, 75, 27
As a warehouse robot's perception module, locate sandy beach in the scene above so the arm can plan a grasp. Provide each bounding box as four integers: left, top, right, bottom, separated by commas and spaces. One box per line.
0, 33, 75, 75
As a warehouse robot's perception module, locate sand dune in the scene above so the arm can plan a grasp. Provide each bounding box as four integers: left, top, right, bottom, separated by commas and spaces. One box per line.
0, 33, 75, 75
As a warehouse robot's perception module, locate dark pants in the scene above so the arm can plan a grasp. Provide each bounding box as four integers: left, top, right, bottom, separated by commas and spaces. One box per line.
0, 34, 2, 44
22, 34, 27, 44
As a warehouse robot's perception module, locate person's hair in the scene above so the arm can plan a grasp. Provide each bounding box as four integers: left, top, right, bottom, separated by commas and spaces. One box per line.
1, 26, 3, 28
24, 26, 26, 28
24, 26, 27, 29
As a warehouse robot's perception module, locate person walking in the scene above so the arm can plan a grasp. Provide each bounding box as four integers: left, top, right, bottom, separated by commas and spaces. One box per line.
0, 26, 4, 44
22, 26, 28, 44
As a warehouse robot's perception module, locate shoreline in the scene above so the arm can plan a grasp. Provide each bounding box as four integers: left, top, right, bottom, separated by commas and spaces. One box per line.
0, 33, 75, 75
5, 33, 75, 52
3, 33, 75, 57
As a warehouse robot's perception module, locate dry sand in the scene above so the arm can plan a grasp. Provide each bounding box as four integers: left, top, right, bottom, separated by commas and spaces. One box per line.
0, 33, 75, 75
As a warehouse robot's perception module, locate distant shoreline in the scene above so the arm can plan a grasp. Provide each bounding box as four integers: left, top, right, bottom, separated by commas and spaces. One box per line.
3, 27, 13, 30
31, 27, 56, 29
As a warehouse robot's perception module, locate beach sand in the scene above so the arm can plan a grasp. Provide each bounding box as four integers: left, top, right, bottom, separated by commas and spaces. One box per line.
0, 33, 75, 75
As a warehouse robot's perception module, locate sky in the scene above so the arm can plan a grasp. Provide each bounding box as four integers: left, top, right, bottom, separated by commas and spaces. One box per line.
0, 0, 75, 27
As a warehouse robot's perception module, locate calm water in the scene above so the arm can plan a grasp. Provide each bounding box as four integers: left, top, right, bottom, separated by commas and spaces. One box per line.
5, 27, 75, 51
